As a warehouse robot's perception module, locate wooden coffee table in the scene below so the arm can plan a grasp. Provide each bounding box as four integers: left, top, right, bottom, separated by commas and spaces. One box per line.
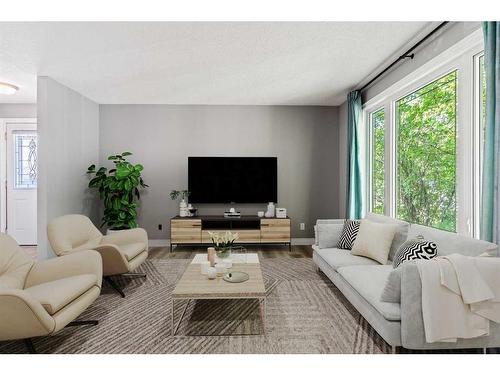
171, 253, 266, 336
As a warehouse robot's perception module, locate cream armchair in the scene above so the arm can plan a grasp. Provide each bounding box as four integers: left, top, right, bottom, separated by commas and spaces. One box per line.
0, 234, 102, 353
47, 214, 148, 297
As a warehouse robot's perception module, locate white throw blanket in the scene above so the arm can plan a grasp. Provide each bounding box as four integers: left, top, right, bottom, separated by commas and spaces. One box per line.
416, 254, 500, 343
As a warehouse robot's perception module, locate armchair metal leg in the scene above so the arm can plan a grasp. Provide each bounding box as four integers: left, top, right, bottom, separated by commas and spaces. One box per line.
104, 276, 126, 298
67, 320, 99, 327
24, 338, 36, 354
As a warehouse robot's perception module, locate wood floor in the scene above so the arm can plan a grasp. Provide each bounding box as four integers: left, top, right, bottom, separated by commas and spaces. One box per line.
149, 244, 313, 260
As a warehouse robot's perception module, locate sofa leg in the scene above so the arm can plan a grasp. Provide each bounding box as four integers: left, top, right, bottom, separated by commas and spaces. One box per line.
24, 338, 36, 354
105, 276, 126, 298
391, 345, 398, 354
67, 320, 99, 327
483, 347, 487, 354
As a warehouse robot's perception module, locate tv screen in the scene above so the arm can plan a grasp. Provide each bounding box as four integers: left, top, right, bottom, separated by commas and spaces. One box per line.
188, 157, 278, 204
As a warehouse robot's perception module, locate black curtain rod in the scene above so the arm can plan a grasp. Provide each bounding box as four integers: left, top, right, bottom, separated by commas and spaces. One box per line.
359, 21, 449, 92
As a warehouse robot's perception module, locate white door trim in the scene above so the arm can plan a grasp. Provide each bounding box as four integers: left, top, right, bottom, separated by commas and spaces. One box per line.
0, 118, 37, 234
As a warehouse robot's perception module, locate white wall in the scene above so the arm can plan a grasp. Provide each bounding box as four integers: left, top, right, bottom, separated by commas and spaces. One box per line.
99, 105, 340, 239
37, 77, 99, 259
0, 103, 37, 118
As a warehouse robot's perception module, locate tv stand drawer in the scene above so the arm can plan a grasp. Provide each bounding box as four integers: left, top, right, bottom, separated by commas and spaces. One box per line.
260, 218, 291, 242
171, 219, 202, 243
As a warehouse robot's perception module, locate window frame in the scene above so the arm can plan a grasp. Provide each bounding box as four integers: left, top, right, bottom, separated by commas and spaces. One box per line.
363, 29, 484, 237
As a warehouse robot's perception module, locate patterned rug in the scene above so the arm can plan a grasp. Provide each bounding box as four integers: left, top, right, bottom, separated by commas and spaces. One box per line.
0, 256, 409, 354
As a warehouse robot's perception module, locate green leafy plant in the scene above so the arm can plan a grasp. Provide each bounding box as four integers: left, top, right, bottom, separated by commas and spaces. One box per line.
87, 152, 148, 230
170, 190, 190, 201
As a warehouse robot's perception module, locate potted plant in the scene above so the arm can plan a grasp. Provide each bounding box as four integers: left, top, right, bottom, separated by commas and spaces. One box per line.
170, 190, 190, 217
208, 231, 239, 259
87, 151, 148, 231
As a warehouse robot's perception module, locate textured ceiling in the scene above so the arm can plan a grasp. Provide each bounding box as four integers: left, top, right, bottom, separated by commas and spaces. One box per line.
0, 22, 430, 105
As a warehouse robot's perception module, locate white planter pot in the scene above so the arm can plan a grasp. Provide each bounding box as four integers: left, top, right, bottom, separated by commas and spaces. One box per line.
106, 228, 127, 235
179, 199, 189, 217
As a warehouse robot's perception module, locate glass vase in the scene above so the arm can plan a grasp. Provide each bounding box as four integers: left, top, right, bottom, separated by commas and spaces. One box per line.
215, 246, 232, 259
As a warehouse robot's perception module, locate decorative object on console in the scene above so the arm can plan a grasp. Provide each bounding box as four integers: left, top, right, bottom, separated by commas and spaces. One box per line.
87, 151, 148, 230
224, 208, 241, 218
207, 266, 217, 279
337, 219, 360, 250
265, 202, 275, 218
392, 235, 438, 268
257, 211, 265, 218
351, 219, 398, 264
207, 247, 216, 266
187, 203, 197, 217
208, 231, 239, 259
276, 208, 287, 219
170, 189, 190, 217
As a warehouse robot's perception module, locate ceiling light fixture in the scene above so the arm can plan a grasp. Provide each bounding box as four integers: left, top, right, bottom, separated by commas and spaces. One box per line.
0, 82, 19, 95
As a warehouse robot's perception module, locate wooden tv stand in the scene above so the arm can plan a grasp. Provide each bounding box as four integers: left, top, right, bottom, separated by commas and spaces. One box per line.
170, 215, 291, 252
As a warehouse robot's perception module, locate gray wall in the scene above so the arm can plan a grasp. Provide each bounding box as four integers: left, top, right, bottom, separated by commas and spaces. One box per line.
37, 77, 100, 259
99, 105, 339, 239
337, 22, 481, 218
0, 103, 37, 118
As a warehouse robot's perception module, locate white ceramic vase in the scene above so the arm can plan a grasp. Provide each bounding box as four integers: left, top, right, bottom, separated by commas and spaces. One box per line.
179, 199, 189, 217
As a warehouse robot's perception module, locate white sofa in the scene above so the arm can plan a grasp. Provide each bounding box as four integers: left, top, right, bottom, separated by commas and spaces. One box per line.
313, 212, 500, 351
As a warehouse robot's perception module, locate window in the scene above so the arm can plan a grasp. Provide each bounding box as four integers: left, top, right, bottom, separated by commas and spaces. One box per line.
396, 71, 457, 231
14, 131, 37, 189
364, 30, 483, 236
370, 109, 385, 214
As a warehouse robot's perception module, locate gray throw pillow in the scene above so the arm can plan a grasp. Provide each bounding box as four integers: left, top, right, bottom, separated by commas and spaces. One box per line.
317, 223, 344, 249
380, 267, 402, 303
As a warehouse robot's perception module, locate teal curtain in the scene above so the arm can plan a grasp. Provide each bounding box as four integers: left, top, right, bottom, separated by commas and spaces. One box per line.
346, 90, 363, 219
481, 22, 500, 243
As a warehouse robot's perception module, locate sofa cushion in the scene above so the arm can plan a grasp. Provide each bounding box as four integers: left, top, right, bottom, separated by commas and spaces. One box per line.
408, 223, 498, 257
25, 274, 97, 315
338, 265, 401, 321
0, 234, 34, 289
392, 237, 437, 268
381, 267, 403, 303
315, 248, 380, 270
317, 222, 344, 249
351, 219, 398, 264
365, 213, 410, 261
120, 242, 146, 261
337, 220, 360, 250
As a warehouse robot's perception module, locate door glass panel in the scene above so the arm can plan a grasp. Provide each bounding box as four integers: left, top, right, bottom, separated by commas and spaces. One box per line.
13, 131, 37, 189
396, 71, 457, 231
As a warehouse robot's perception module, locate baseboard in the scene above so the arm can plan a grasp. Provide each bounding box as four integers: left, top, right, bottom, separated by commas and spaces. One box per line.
149, 238, 314, 248
291, 238, 315, 245
149, 239, 170, 247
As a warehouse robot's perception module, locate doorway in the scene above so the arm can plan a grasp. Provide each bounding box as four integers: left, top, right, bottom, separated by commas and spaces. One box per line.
1, 118, 37, 246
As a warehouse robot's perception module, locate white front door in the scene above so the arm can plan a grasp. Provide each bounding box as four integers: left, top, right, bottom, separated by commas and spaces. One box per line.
6, 123, 37, 245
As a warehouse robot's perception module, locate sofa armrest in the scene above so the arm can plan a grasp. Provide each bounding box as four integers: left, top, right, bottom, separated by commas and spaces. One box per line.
102, 228, 148, 248
25, 250, 103, 289
0, 289, 55, 340
400, 261, 500, 350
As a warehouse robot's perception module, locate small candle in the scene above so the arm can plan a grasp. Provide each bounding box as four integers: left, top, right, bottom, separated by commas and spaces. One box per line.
222, 259, 232, 269
200, 261, 210, 275
215, 263, 227, 276
207, 247, 216, 266
207, 267, 217, 279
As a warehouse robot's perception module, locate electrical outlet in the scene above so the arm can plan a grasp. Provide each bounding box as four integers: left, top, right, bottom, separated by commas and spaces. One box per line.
299, 223, 305, 231
158, 224, 162, 231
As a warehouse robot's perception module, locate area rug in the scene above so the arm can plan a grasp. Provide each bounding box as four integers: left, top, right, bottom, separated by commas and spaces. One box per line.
0, 256, 400, 354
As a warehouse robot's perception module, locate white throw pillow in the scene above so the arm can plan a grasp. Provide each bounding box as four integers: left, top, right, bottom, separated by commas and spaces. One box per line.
351, 219, 398, 264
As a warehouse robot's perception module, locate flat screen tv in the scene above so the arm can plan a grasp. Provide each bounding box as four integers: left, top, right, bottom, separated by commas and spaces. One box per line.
188, 157, 278, 204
